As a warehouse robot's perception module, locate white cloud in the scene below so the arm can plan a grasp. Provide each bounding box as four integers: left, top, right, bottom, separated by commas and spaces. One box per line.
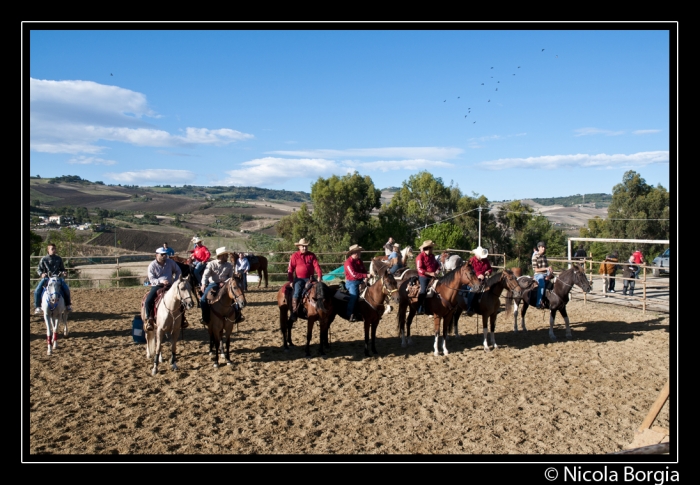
30, 78, 253, 154
268, 147, 463, 160
573, 127, 626, 137
633, 129, 662, 135
104, 169, 196, 185
67, 156, 117, 166
218, 157, 340, 187
477, 151, 670, 170
348, 159, 454, 172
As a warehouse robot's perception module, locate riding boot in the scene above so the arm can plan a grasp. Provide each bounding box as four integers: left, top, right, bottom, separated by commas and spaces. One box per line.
201, 303, 210, 325
181, 314, 189, 329
416, 294, 426, 315
290, 298, 299, 322
146, 316, 155, 331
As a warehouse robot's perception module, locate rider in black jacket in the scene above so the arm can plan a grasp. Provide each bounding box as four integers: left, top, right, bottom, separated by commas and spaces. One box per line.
34, 243, 72, 314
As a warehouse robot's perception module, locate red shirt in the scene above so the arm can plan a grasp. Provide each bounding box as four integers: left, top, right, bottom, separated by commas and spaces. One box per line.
632, 250, 644, 264
287, 251, 323, 282
344, 256, 368, 281
469, 256, 493, 277
190, 245, 211, 263
416, 251, 440, 277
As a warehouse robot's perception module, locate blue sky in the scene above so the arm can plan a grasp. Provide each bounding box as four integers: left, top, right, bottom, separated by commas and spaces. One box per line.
26, 25, 674, 201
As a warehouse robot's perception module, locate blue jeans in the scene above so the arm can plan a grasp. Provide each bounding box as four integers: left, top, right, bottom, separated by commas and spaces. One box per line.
534, 273, 546, 307
345, 279, 361, 317
293, 278, 309, 300
200, 282, 218, 306
389, 264, 400, 275
145, 284, 164, 319
193, 262, 206, 286
34, 277, 71, 308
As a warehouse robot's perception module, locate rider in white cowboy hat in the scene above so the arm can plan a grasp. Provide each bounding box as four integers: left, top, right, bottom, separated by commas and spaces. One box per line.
287, 238, 323, 322
188, 236, 211, 287
145, 246, 183, 330
415, 240, 440, 315
465, 246, 493, 316
384, 242, 403, 275
199, 247, 235, 325
344, 244, 368, 321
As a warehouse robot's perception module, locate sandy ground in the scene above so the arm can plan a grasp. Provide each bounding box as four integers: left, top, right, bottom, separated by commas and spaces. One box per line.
26, 286, 671, 459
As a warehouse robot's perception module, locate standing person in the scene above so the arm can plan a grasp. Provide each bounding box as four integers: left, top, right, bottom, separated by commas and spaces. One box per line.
415, 240, 440, 315
188, 236, 211, 287
532, 241, 552, 309
573, 244, 587, 260
464, 246, 493, 316
287, 238, 323, 322
385, 242, 403, 275
162, 242, 175, 257
344, 244, 368, 322
34, 243, 73, 314
622, 255, 638, 297
235, 252, 250, 292
599, 251, 619, 295
200, 247, 234, 324
145, 247, 183, 330
632, 248, 645, 278
383, 237, 395, 256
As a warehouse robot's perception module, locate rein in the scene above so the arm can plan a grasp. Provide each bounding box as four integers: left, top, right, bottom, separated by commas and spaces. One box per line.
364, 275, 397, 312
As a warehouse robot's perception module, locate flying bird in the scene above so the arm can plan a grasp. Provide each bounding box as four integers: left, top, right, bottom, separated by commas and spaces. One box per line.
542, 48, 545, 52
518, 66, 521, 68
444, 100, 446, 102
495, 88, 498, 91
465, 115, 467, 118
488, 99, 490, 102
481, 83, 484, 85
497, 81, 500, 83
110, 73, 113, 76
513, 73, 516, 76
473, 121, 476, 124
491, 67, 494, 69
556, 55, 559, 58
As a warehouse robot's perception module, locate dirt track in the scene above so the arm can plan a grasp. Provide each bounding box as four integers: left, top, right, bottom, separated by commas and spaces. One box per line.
26, 286, 671, 457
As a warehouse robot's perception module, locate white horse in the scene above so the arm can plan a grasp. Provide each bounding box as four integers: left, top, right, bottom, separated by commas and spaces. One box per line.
41, 276, 68, 355
439, 251, 463, 274
141, 278, 197, 376
368, 246, 414, 285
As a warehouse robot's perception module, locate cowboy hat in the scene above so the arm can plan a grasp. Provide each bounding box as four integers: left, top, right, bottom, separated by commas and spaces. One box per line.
346, 244, 363, 255
473, 246, 489, 260
192, 236, 203, 244
294, 238, 310, 246
215, 247, 232, 257
419, 240, 435, 250
393, 243, 400, 248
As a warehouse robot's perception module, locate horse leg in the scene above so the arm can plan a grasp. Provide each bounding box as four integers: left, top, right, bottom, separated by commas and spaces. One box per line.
398, 302, 408, 347
560, 307, 572, 338
548, 310, 557, 341
370, 320, 379, 356
521, 304, 529, 332
225, 327, 233, 366
452, 307, 461, 337
512, 300, 519, 333
482, 315, 490, 352
63, 313, 68, 336
305, 318, 314, 358
433, 315, 441, 356
152, 331, 161, 376
442, 315, 450, 356
490, 313, 498, 350
51, 315, 60, 350
44, 314, 52, 355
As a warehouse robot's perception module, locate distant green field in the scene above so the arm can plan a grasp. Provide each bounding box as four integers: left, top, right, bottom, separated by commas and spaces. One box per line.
29, 187, 61, 203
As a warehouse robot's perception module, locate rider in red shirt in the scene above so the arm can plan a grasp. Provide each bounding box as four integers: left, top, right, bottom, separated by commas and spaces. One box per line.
415, 240, 440, 315
465, 246, 492, 316
188, 236, 211, 286
287, 238, 323, 321
344, 244, 368, 321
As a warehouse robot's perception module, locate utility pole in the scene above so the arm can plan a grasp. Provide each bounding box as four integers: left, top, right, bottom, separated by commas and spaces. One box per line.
478, 206, 483, 247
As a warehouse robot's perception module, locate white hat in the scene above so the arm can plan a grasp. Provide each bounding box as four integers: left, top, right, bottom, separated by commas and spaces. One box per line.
156, 247, 168, 254
473, 246, 489, 260
215, 247, 232, 257
393, 243, 400, 248
192, 236, 203, 244
294, 238, 311, 246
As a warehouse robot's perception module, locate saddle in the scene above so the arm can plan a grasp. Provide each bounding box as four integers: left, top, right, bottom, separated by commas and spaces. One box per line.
284, 281, 318, 320
393, 267, 411, 280
141, 284, 171, 321
406, 276, 437, 300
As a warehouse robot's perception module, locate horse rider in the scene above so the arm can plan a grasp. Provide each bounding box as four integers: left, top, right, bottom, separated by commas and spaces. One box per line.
344, 244, 368, 322
162, 242, 175, 257
188, 236, 211, 287
287, 238, 323, 322
235, 252, 250, 292
145, 247, 183, 330
415, 240, 440, 315
464, 246, 493, 316
383, 237, 395, 256
384, 242, 403, 275
34, 242, 72, 314
200, 247, 234, 325
532, 241, 552, 309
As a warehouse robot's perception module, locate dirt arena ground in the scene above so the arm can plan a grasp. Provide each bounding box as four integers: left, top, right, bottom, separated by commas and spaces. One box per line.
25, 286, 672, 459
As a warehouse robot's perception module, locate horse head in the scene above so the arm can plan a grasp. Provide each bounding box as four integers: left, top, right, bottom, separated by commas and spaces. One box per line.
403, 246, 414, 262
570, 263, 593, 293
502, 269, 521, 293
311, 281, 330, 317
458, 260, 480, 288
381, 272, 401, 306
227, 276, 247, 309
177, 278, 197, 310
46, 277, 62, 305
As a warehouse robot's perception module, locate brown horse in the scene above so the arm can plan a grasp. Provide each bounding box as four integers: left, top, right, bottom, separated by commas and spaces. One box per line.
450, 270, 520, 352
276, 280, 334, 357
396, 261, 479, 356
504, 263, 593, 341
231, 252, 269, 288
206, 277, 247, 368
327, 269, 401, 357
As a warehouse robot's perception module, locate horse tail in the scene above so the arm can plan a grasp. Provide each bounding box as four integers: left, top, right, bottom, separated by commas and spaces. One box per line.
504, 290, 514, 315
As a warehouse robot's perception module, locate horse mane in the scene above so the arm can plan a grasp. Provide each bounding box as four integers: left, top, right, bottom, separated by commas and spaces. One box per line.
437, 260, 464, 286
483, 271, 502, 289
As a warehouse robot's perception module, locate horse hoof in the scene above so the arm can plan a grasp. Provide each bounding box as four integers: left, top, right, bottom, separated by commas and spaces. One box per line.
151, 369, 157, 376
47, 348, 51, 355
227, 361, 233, 366
208, 351, 214, 356
213, 363, 219, 368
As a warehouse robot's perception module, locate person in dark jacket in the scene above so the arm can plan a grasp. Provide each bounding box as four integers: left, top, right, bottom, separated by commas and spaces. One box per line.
34, 243, 72, 314
622, 255, 639, 296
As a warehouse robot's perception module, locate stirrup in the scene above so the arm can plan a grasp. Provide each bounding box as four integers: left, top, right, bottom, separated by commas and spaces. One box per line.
66, 305, 73, 312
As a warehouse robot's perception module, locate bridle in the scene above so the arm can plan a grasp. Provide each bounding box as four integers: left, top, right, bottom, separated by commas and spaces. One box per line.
364, 274, 399, 311
439, 263, 479, 292
44, 277, 63, 311
227, 278, 247, 307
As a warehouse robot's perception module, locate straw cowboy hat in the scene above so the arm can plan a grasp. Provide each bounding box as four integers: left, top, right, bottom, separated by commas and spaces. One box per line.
294, 238, 311, 247
473, 246, 489, 260
215, 247, 232, 258
192, 236, 203, 244
393, 243, 400, 248
419, 240, 435, 250
346, 244, 363, 255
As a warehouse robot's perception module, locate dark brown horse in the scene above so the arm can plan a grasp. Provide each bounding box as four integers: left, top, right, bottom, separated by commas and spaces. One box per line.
450, 270, 520, 351
206, 277, 247, 368
396, 261, 479, 356
231, 252, 269, 288
327, 269, 400, 357
170, 254, 202, 301
504, 263, 592, 341
276, 279, 334, 358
